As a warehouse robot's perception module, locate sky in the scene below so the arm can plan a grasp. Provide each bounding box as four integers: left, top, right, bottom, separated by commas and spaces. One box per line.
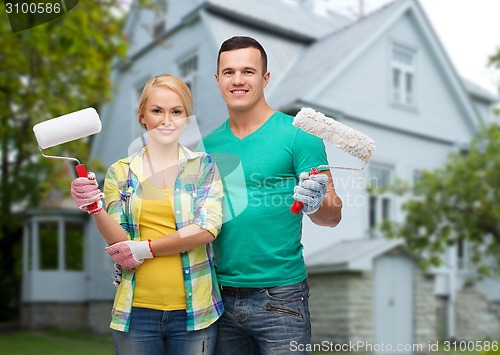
325, 0, 500, 96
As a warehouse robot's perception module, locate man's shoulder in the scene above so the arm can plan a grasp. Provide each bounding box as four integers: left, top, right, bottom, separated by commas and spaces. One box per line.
202, 120, 229, 146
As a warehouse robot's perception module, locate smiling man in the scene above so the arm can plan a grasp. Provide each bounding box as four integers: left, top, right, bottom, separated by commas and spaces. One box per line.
199, 36, 343, 355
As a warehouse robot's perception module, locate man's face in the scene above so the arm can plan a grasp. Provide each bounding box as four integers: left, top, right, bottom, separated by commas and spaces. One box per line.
215, 47, 270, 113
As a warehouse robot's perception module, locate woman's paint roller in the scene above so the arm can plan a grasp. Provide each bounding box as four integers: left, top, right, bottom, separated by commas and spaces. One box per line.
33, 107, 102, 208
290, 107, 376, 214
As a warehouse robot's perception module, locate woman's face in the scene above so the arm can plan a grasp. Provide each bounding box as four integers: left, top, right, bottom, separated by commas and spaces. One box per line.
140, 87, 188, 145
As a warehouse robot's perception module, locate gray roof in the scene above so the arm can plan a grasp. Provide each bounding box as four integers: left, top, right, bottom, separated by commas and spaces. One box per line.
305, 237, 405, 273
462, 78, 499, 103
206, 0, 352, 41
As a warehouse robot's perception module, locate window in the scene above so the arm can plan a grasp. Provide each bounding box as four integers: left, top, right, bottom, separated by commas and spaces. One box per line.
368, 165, 394, 232
413, 170, 422, 185
391, 45, 416, 107
132, 77, 151, 140
152, 0, 167, 39
65, 221, 84, 270
178, 54, 198, 92
39, 221, 59, 270
456, 239, 469, 270
178, 54, 198, 109
34, 219, 84, 271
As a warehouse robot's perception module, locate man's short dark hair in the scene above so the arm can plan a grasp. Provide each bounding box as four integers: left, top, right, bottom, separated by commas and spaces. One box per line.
217, 36, 268, 73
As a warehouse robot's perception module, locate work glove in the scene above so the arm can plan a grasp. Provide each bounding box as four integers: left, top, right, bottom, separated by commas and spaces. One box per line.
111, 263, 122, 289
105, 240, 155, 270
293, 172, 329, 215
70, 172, 104, 215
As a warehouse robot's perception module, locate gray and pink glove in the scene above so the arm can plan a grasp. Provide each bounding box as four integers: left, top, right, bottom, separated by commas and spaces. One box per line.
70, 172, 104, 215
293, 172, 329, 215
105, 240, 155, 270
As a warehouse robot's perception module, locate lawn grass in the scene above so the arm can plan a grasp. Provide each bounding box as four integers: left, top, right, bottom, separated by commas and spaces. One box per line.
0, 329, 114, 355
0, 329, 493, 355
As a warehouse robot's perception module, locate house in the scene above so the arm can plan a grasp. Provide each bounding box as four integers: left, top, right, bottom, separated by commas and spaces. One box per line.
21, 0, 499, 345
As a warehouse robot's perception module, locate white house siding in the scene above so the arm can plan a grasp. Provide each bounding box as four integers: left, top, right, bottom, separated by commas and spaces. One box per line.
315, 14, 474, 145
471, 100, 498, 125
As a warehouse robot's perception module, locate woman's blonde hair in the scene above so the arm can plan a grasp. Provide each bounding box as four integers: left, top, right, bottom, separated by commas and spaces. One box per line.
137, 74, 193, 129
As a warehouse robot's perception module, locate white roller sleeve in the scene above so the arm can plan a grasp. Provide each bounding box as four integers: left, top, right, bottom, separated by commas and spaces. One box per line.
293, 107, 375, 163
33, 107, 101, 149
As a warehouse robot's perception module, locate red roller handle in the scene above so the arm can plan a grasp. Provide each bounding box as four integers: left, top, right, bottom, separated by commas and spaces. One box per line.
290, 167, 320, 214
75, 163, 99, 211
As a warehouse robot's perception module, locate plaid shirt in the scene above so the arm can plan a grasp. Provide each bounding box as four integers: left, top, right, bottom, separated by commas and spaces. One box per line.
104, 145, 224, 332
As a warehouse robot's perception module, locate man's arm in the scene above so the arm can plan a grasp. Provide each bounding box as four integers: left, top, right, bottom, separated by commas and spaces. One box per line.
308, 170, 342, 227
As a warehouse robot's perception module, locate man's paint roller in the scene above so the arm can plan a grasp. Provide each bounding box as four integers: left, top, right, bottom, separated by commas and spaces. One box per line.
290, 107, 376, 214
33, 107, 102, 208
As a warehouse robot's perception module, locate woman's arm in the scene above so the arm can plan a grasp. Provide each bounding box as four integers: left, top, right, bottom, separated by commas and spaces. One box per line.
150, 225, 215, 256
92, 209, 128, 245
71, 170, 128, 245
105, 153, 224, 268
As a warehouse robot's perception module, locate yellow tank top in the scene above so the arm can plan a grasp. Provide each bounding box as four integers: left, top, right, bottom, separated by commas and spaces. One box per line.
132, 179, 186, 310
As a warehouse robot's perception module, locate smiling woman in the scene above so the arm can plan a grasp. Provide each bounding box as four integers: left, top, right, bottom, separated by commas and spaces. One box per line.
68, 74, 224, 355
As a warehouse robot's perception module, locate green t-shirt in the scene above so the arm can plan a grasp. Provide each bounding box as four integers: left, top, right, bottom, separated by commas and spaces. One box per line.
200, 111, 328, 287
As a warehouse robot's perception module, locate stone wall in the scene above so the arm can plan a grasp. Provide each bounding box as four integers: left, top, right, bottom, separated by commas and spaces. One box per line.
309, 271, 373, 345
87, 301, 113, 334
414, 270, 437, 345
21, 302, 88, 331
20, 300, 113, 334
346, 272, 374, 343
309, 272, 352, 344
455, 289, 500, 340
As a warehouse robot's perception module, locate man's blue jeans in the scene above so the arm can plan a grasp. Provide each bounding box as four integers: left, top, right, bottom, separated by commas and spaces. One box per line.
112, 308, 217, 355
215, 278, 311, 355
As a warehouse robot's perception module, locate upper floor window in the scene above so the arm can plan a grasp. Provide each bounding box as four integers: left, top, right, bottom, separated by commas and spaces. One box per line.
391, 45, 416, 107
178, 54, 198, 107
178, 54, 198, 90
152, 0, 167, 39
131, 76, 151, 144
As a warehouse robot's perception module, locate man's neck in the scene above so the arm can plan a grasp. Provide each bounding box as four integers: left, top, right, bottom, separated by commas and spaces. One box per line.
228, 104, 275, 139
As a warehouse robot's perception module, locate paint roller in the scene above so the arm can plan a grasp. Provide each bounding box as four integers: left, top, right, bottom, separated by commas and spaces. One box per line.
290, 107, 376, 214
33, 107, 102, 208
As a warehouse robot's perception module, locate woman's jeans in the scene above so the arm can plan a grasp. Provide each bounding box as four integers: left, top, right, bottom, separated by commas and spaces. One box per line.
215, 278, 311, 355
112, 308, 217, 355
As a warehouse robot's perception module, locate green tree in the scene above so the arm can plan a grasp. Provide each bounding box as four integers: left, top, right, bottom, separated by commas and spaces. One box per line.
381, 123, 500, 274
0, 1, 138, 320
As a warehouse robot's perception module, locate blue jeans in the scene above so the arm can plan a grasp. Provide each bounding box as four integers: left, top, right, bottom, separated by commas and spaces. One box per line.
215, 279, 311, 355
112, 308, 217, 355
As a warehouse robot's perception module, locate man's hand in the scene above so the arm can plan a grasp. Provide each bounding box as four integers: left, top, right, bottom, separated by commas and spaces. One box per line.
293, 172, 329, 215
70, 172, 104, 215
105, 240, 155, 270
